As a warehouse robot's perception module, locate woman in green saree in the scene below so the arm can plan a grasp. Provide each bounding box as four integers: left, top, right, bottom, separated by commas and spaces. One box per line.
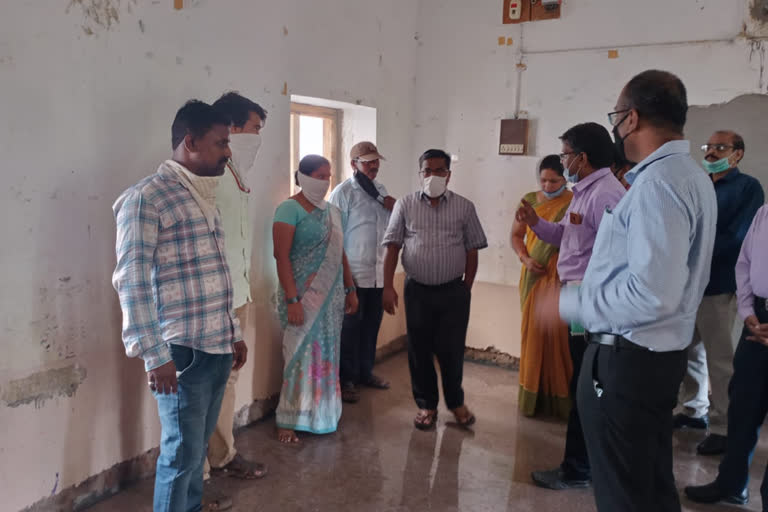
272, 155, 358, 443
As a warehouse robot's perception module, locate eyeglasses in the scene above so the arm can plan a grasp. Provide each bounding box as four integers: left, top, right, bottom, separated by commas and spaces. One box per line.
607, 109, 630, 126
419, 169, 450, 178
701, 144, 735, 152
559, 152, 577, 161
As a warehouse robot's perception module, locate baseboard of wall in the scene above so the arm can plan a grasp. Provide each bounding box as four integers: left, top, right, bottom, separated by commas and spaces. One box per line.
22, 446, 159, 512
375, 334, 408, 363
464, 346, 520, 371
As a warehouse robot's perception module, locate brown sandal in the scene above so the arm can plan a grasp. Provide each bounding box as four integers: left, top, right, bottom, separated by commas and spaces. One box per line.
212, 453, 268, 480
413, 409, 438, 430
451, 405, 476, 427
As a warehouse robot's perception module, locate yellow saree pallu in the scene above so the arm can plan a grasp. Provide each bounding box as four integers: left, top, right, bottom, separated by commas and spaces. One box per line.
518, 190, 573, 419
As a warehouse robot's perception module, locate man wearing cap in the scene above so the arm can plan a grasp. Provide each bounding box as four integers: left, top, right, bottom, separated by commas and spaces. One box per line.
329, 141, 396, 403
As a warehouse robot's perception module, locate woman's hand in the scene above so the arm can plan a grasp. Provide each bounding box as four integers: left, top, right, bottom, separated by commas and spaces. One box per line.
521, 255, 546, 275
345, 290, 359, 315
287, 301, 304, 325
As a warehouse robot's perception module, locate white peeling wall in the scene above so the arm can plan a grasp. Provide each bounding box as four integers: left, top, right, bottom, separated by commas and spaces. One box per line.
413, 0, 766, 356
0, 1, 418, 510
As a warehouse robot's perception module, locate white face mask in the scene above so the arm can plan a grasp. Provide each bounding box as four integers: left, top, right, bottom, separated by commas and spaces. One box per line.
228, 133, 262, 178
297, 172, 330, 209
422, 175, 448, 198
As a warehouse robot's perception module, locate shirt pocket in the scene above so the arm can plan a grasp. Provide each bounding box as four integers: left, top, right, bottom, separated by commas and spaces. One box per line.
562, 217, 596, 257
593, 208, 617, 255
157, 202, 215, 266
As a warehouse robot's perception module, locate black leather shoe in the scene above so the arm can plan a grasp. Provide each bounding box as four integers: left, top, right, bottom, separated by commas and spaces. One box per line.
341, 382, 359, 404
531, 468, 590, 490
673, 413, 708, 430
697, 434, 727, 456
685, 481, 748, 505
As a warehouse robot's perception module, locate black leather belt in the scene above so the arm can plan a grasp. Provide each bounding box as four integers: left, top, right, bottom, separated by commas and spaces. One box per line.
586, 332, 650, 351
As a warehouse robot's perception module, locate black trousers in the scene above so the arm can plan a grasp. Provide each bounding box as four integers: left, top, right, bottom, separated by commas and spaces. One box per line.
404, 278, 471, 410
717, 298, 768, 502
561, 331, 590, 479
340, 288, 384, 385
578, 340, 687, 512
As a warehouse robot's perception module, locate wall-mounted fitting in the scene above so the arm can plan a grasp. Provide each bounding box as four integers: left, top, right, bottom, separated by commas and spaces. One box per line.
539, 0, 561, 11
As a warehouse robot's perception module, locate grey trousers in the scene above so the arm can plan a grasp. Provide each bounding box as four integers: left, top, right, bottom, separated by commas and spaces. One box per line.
679, 294, 738, 436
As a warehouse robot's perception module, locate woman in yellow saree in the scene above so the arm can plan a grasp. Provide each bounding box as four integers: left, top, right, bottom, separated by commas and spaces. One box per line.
511, 155, 573, 419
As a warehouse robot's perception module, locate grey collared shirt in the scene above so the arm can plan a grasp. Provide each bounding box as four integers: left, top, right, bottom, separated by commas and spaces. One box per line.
328, 177, 390, 288
382, 190, 488, 285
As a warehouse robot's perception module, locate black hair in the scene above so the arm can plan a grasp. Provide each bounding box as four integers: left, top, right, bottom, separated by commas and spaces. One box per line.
418, 149, 451, 170
212, 91, 268, 128
624, 70, 688, 135
171, 100, 231, 150
560, 122, 615, 170
539, 154, 564, 176
733, 133, 745, 151
295, 154, 330, 186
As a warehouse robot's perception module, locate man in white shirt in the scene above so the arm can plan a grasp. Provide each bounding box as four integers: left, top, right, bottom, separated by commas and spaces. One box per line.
199, 93, 267, 510
329, 142, 396, 403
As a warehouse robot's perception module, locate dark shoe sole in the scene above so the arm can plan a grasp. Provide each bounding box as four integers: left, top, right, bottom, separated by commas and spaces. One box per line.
696, 447, 726, 456
531, 472, 590, 490
673, 415, 708, 430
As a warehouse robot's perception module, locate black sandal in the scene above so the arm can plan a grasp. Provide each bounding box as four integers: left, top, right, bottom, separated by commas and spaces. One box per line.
363, 374, 391, 389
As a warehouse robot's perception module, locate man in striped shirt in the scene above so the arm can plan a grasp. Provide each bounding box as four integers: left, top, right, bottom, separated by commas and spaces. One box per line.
382, 149, 488, 430
112, 100, 247, 512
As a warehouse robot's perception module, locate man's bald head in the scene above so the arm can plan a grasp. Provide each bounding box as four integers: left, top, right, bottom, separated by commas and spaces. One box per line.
618, 70, 688, 135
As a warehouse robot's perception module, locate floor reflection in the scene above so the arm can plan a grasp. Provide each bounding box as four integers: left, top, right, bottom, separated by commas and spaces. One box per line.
87, 353, 768, 512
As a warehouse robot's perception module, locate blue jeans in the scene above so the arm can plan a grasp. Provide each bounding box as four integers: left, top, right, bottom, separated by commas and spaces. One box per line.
153, 345, 233, 512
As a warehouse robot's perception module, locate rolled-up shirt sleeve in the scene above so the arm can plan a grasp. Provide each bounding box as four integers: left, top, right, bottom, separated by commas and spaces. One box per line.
531, 216, 566, 247
382, 198, 406, 247
736, 211, 759, 321
112, 192, 170, 371
464, 203, 488, 250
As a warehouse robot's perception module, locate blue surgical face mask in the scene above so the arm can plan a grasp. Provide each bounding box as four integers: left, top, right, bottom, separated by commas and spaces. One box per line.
701, 156, 732, 175
542, 183, 567, 199
563, 154, 582, 184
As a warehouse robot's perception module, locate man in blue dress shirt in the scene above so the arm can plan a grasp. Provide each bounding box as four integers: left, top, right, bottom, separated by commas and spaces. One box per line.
555, 70, 717, 511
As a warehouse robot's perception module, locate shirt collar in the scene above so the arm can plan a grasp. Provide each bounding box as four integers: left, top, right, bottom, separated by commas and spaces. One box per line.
714, 166, 741, 184
572, 167, 612, 193
420, 189, 453, 203
350, 175, 386, 194
625, 140, 690, 186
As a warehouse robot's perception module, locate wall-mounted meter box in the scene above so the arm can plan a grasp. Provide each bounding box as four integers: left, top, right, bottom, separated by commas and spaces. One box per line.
499, 119, 529, 156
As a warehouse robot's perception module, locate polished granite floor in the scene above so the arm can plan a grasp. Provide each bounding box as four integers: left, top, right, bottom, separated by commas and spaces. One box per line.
88, 353, 768, 511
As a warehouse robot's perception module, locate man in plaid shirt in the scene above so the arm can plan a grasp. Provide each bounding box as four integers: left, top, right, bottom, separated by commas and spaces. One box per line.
112, 100, 247, 512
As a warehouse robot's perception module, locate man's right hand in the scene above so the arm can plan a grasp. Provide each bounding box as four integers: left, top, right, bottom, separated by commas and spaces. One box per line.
148, 360, 178, 395
746, 315, 768, 345
382, 196, 397, 211
515, 200, 539, 227
383, 286, 399, 315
